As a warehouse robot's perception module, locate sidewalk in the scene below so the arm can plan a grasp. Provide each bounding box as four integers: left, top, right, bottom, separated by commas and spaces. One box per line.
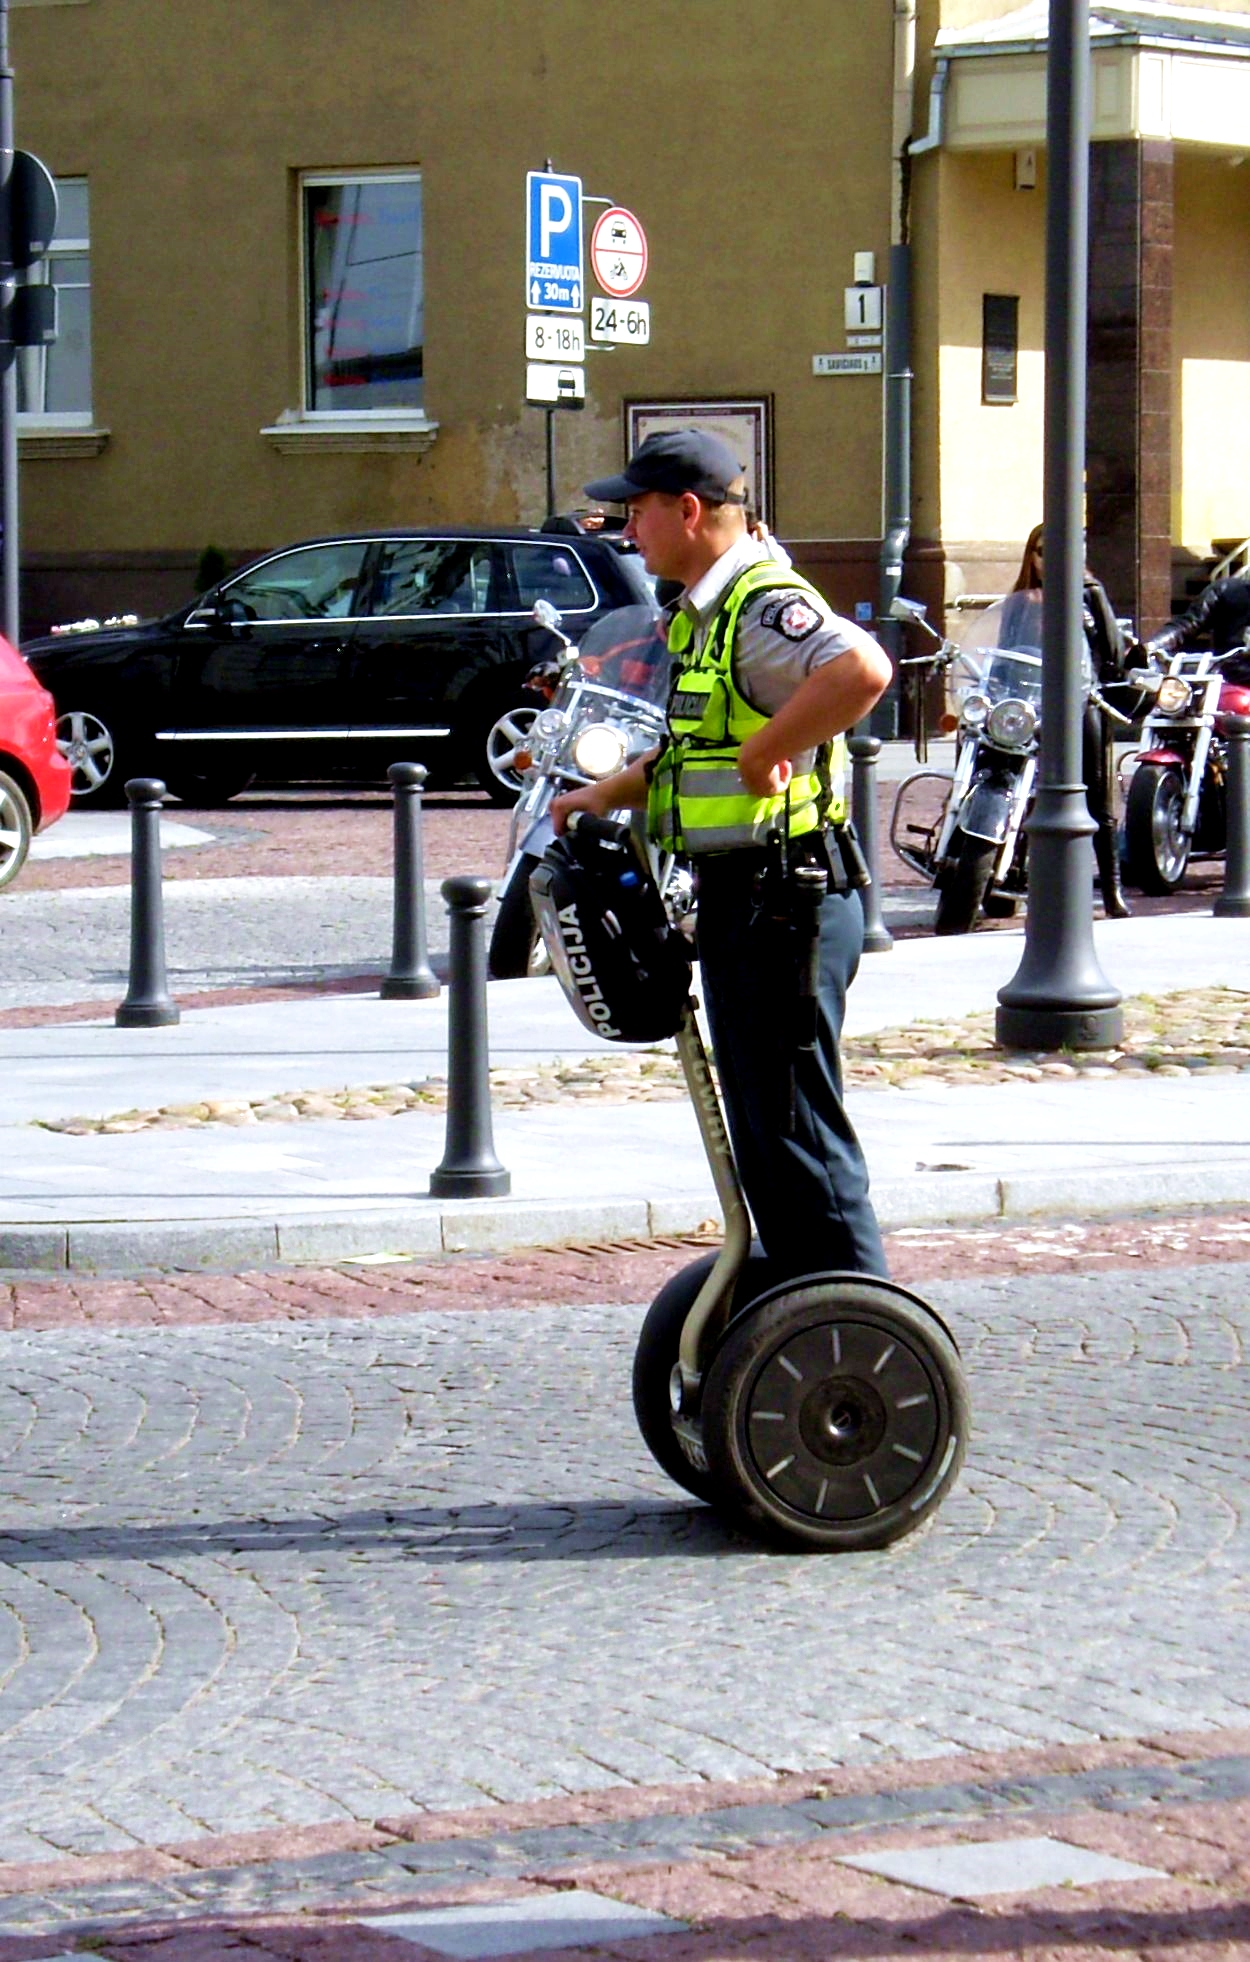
2, 909, 1249, 1272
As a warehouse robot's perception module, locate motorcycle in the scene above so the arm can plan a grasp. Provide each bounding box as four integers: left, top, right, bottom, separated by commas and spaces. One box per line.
890, 590, 1131, 934
1121, 641, 1250, 894
488, 599, 693, 978
888, 592, 1048, 932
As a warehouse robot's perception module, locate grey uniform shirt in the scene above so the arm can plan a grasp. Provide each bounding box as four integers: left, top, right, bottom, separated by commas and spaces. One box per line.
677, 533, 880, 771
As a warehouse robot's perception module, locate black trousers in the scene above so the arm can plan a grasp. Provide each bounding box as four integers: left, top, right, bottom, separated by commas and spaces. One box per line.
693, 850, 888, 1281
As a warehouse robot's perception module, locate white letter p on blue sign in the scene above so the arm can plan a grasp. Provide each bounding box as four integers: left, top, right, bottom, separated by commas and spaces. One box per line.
540, 185, 572, 259
526, 171, 584, 314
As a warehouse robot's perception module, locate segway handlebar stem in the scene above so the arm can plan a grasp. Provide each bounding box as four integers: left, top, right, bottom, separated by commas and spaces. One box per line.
673, 1000, 752, 1409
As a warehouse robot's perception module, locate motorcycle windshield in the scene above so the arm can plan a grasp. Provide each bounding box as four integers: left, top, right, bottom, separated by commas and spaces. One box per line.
952, 593, 1046, 705
572, 605, 671, 706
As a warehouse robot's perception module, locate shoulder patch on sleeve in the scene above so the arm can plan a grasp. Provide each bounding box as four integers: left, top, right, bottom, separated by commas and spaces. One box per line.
759, 595, 822, 642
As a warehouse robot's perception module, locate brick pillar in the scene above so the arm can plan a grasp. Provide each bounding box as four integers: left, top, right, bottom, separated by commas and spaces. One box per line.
1086, 138, 1174, 637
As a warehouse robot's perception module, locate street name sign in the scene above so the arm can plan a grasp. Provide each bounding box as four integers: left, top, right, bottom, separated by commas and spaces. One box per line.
526, 315, 585, 361
589, 297, 650, 346
526, 361, 586, 407
590, 206, 648, 298
813, 352, 882, 375
526, 171, 583, 313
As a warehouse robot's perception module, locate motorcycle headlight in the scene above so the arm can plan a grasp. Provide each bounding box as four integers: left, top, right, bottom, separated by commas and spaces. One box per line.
1156, 676, 1191, 715
986, 697, 1038, 748
535, 707, 567, 740
572, 722, 628, 779
959, 692, 990, 730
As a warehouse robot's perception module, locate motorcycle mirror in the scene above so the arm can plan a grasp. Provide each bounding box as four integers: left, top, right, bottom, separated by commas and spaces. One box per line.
890, 595, 928, 623
532, 599, 562, 630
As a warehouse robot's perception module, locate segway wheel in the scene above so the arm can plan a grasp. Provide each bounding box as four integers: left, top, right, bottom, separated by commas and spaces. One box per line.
701, 1275, 969, 1552
633, 1249, 774, 1505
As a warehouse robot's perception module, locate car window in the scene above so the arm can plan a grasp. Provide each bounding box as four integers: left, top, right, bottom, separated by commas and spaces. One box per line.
368, 540, 495, 617
223, 543, 370, 622
504, 543, 597, 613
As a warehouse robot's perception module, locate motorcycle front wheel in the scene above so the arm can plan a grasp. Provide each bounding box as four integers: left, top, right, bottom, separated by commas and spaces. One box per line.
1124, 762, 1190, 894
933, 828, 997, 935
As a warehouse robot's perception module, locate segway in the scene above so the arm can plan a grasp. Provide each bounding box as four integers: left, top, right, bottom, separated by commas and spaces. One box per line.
530, 814, 969, 1552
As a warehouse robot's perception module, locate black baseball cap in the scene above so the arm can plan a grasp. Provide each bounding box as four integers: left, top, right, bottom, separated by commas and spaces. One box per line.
584, 429, 748, 505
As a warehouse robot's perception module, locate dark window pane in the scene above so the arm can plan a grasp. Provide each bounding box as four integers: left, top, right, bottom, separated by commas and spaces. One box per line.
370, 540, 493, 616
306, 178, 423, 411
982, 294, 1019, 406
506, 544, 595, 612
224, 543, 370, 620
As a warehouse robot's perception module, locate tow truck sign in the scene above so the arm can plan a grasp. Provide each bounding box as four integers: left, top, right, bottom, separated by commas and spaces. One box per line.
526, 170, 584, 313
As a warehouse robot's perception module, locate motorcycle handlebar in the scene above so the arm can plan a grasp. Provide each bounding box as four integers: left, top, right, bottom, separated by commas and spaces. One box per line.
566, 811, 632, 847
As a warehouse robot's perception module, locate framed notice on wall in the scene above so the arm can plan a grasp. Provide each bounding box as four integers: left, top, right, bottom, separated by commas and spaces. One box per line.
624, 397, 773, 524
982, 295, 1019, 406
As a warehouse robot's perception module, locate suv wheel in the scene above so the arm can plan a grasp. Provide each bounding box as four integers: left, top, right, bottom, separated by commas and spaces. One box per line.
478, 703, 539, 804
56, 707, 126, 804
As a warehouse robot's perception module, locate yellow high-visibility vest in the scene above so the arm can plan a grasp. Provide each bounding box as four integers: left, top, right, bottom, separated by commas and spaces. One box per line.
647, 560, 847, 854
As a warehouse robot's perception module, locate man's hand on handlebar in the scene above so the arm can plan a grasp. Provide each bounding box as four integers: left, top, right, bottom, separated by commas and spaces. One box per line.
550, 752, 656, 835
550, 779, 617, 836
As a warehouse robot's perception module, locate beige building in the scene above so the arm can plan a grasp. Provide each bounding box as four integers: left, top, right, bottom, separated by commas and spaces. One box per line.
10, 0, 1250, 661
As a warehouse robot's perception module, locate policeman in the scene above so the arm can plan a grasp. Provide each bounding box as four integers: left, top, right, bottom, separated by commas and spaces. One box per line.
551, 428, 893, 1279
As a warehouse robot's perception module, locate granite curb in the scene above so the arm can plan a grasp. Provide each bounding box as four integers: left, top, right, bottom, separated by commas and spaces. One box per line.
6, 1160, 1250, 1274
1, 1731, 1248, 1947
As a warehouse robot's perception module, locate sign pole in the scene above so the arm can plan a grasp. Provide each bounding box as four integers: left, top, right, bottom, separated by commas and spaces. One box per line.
0, 0, 18, 647
545, 406, 555, 518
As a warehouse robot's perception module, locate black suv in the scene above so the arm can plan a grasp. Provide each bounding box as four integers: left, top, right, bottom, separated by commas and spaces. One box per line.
22, 522, 653, 805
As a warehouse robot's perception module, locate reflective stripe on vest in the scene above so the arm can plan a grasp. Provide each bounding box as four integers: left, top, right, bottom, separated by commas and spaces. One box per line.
647, 560, 847, 853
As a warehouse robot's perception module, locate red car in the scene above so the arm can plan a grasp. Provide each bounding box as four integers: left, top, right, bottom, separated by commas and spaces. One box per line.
0, 634, 71, 889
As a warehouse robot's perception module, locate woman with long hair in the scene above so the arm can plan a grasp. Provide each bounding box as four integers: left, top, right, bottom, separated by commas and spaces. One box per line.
1012, 523, 1130, 918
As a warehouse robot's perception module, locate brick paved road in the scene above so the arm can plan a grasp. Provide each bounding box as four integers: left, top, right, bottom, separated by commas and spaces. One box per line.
0, 1260, 1246, 1870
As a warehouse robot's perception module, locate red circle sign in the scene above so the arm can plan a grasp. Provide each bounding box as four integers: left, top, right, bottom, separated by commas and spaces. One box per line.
591, 207, 648, 299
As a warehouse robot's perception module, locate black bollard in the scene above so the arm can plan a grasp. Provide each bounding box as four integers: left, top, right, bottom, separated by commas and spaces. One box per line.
1215, 713, 1250, 918
115, 778, 180, 1028
848, 734, 894, 954
381, 762, 440, 1000
429, 876, 511, 1197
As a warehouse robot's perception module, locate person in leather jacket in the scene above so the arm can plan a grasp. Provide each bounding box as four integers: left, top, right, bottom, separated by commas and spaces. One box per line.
1013, 523, 1130, 917
1151, 575, 1250, 679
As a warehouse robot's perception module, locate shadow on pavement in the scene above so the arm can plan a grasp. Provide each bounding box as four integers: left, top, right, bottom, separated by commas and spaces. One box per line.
0, 1498, 757, 1564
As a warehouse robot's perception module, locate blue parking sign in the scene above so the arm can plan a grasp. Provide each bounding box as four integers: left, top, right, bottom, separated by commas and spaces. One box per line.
526, 171, 583, 313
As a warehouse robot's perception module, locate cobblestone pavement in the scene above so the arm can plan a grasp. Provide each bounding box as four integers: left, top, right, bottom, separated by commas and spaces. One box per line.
0, 1256, 1246, 1892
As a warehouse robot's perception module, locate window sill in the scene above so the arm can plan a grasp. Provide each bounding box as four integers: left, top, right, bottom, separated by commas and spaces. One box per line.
18, 425, 110, 459
261, 413, 439, 457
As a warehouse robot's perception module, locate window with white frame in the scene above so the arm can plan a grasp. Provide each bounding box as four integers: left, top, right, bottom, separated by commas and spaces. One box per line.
17, 177, 91, 421
304, 172, 423, 413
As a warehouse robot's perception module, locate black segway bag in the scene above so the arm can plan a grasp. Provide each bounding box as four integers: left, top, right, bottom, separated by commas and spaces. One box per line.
530, 816, 692, 1043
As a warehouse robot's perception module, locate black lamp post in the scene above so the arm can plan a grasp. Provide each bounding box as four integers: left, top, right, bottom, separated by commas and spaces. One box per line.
996, 0, 1123, 1052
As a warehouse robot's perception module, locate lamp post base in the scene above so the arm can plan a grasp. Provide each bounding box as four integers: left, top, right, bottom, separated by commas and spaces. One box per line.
996, 999, 1123, 1052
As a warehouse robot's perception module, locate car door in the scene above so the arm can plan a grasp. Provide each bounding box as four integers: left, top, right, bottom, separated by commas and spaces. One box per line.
166, 540, 372, 784
347, 537, 513, 780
